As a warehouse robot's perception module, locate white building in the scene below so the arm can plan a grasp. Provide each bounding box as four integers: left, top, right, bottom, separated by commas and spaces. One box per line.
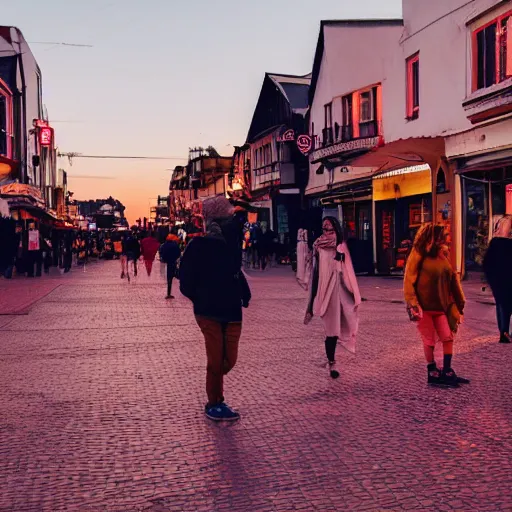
307, 0, 512, 275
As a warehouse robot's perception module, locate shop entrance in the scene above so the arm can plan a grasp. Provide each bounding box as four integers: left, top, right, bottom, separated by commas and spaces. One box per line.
376, 194, 432, 274
341, 201, 373, 274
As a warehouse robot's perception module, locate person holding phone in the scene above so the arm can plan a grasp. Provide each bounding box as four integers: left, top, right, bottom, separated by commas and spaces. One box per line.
304, 217, 361, 379
404, 224, 468, 388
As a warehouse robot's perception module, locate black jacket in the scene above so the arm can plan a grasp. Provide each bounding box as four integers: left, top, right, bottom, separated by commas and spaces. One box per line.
180, 235, 251, 322
159, 241, 181, 267
483, 237, 512, 305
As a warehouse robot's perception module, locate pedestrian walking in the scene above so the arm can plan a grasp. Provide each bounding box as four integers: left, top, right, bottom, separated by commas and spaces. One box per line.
159, 234, 181, 299
121, 232, 140, 280
296, 228, 311, 290
140, 232, 161, 277
304, 217, 361, 379
483, 215, 512, 344
180, 196, 251, 422
404, 224, 469, 388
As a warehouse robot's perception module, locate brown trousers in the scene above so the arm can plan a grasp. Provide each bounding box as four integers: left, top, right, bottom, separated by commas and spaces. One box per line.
195, 316, 242, 406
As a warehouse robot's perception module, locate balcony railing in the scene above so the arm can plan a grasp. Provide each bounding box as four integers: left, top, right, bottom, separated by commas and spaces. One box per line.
359, 120, 378, 138
322, 127, 334, 147
341, 125, 353, 142
253, 164, 280, 190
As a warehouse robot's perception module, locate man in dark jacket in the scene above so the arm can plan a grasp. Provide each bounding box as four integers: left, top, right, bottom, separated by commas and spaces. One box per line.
159, 234, 181, 299
180, 196, 251, 422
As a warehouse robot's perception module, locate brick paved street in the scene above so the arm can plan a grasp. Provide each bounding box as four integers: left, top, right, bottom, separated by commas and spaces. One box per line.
0, 261, 511, 512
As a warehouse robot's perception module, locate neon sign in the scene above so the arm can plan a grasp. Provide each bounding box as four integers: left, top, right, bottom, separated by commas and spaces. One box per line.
39, 127, 54, 146
297, 134, 312, 155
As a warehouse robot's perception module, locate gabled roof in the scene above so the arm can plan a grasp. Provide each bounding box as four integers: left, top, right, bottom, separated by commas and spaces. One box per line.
246, 72, 311, 142
309, 19, 404, 106
267, 73, 311, 113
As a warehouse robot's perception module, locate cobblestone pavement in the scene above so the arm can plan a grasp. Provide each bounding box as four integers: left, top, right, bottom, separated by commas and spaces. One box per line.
0, 261, 511, 511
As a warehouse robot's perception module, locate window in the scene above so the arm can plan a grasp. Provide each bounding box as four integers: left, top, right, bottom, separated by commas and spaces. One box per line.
360, 90, 375, 122
341, 95, 353, 141
359, 87, 378, 138
324, 103, 332, 129
473, 12, 512, 91
406, 53, 420, 119
0, 79, 13, 158
323, 103, 333, 146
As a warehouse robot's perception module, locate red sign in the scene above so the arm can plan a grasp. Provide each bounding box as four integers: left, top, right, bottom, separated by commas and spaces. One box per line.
39, 127, 54, 146
297, 134, 312, 155
278, 129, 295, 142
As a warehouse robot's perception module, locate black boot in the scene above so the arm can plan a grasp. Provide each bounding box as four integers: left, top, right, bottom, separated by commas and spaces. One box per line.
427, 363, 442, 386
440, 368, 460, 388
499, 333, 511, 344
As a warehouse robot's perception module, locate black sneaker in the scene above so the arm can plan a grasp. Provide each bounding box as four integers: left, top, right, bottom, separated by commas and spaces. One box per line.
450, 369, 470, 384
328, 361, 340, 379
427, 367, 443, 386
499, 333, 511, 344
440, 369, 460, 388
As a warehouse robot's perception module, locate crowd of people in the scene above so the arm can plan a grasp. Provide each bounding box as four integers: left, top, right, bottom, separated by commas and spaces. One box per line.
2, 201, 510, 423
177, 203, 511, 422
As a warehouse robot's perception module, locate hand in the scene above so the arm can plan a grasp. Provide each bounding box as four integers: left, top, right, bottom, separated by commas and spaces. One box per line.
304, 311, 313, 325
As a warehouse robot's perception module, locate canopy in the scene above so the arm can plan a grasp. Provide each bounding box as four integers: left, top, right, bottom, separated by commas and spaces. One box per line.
348, 137, 446, 176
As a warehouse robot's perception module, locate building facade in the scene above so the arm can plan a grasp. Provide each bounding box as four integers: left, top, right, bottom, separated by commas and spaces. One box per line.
169, 147, 233, 231
306, 1, 512, 276
0, 26, 59, 221
306, 20, 403, 274
245, 73, 311, 249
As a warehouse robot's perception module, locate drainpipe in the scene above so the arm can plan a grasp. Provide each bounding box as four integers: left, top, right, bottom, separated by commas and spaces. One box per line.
16, 30, 28, 185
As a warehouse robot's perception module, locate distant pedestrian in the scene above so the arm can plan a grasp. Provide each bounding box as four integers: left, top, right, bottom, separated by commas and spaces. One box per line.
180, 196, 251, 422
140, 232, 161, 277
159, 234, 181, 299
304, 217, 361, 379
483, 215, 512, 344
404, 224, 468, 388
121, 232, 140, 279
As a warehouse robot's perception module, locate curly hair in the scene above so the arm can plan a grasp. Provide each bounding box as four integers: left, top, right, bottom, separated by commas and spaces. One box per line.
413, 224, 445, 257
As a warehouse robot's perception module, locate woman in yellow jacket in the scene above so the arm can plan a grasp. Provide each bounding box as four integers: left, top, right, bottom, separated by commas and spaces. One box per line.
404, 224, 468, 388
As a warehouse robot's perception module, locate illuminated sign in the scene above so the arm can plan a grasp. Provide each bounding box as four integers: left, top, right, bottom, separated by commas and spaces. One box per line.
39, 127, 54, 146
278, 129, 295, 142
297, 135, 312, 155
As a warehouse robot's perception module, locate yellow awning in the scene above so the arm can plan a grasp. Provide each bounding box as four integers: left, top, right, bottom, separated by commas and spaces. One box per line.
373, 168, 432, 201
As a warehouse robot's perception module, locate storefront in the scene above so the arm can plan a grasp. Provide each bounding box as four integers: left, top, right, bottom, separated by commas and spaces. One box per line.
459, 166, 512, 274
318, 179, 374, 274
373, 165, 432, 274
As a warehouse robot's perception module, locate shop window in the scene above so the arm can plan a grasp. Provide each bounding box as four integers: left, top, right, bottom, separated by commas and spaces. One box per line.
473, 12, 512, 91
436, 169, 447, 194
406, 53, 420, 120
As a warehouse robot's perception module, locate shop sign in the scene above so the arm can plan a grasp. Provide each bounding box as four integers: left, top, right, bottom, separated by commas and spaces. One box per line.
277, 129, 295, 142
297, 135, 313, 155
39, 127, 54, 147
310, 136, 381, 163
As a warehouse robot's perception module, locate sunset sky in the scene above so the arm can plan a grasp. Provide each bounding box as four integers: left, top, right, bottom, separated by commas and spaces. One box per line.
4, 0, 401, 224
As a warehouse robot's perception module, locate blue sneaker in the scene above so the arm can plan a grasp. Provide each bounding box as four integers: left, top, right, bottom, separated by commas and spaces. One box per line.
204, 403, 240, 422
219, 403, 240, 421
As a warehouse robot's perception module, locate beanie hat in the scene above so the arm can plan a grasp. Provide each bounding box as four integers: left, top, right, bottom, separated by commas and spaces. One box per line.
202, 196, 234, 223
